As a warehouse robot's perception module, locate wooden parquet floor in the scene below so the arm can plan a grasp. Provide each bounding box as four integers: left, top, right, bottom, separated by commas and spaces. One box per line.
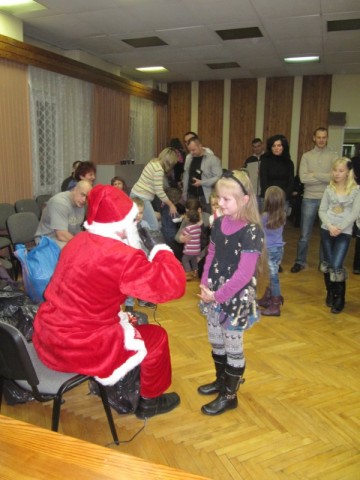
2, 225, 360, 479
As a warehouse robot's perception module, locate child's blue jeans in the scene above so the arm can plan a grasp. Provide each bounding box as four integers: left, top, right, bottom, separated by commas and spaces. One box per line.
267, 246, 284, 297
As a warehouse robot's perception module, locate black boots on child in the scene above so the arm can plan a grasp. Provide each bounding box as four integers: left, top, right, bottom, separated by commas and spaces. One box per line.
331, 281, 346, 314
198, 354, 245, 416
197, 353, 226, 395
322, 267, 346, 314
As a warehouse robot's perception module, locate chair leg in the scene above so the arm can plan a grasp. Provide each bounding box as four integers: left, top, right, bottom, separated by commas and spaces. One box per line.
51, 394, 63, 432
0, 377, 3, 411
98, 383, 119, 445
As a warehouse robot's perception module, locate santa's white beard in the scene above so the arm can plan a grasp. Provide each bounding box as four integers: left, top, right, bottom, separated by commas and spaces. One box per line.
125, 221, 142, 249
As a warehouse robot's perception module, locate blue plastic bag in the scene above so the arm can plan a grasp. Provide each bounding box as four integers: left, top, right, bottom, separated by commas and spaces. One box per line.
14, 236, 60, 304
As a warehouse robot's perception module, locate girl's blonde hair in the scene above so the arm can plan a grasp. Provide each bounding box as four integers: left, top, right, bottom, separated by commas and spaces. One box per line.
152, 147, 178, 173
263, 186, 286, 229
215, 170, 260, 225
216, 170, 267, 275
330, 157, 357, 195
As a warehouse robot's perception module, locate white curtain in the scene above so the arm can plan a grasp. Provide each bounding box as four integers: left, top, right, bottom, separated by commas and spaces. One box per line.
128, 96, 155, 164
28, 67, 93, 196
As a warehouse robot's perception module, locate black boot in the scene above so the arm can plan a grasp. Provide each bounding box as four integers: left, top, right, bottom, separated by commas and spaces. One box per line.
201, 365, 245, 416
198, 353, 226, 395
353, 237, 360, 274
135, 392, 180, 419
331, 281, 346, 314
324, 273, 333, 307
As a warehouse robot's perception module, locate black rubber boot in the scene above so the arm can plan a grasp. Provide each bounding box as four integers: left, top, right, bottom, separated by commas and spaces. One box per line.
198, 353, 226, 395
201, 365, 245, 416
135, 392, 180, 419
324, 273, 334, 307
331, 281, 346, 314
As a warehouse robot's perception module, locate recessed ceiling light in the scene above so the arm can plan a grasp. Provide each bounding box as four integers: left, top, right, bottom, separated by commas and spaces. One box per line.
135, 66, 168, 72
0, 0, 46, 14
284, 56, 320, 64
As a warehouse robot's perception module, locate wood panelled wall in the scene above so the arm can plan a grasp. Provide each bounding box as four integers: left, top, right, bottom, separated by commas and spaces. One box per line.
167, 82, 191, 144
198, 81, 224, 159
298, 75, 332, 165
167, 75, 333, 170
263, 77, 294, 145
229, 79, 257, 170
0, 59, 32, 203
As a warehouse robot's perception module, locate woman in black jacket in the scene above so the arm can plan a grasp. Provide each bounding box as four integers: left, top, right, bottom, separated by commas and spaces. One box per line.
260, 134, 295, 207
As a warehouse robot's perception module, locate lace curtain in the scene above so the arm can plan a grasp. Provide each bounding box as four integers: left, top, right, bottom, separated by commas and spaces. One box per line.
28, 67, 93, 196
128, 96, 156, 163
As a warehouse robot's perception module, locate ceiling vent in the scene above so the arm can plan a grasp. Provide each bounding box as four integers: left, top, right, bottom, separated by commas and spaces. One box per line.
122, 37, 168, 48
327, 19, 360, 32
215, 27, 263, 41
207, 62, 241, 69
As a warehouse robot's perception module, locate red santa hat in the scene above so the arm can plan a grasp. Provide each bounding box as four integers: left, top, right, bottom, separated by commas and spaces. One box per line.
84, 185, 139, 242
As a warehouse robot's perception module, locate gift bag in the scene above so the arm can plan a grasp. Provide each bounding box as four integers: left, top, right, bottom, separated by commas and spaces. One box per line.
14, 236, 60, 304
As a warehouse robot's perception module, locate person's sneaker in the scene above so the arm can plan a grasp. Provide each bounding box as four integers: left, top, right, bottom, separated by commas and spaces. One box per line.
138, 300, 157, 308
290, 263, 305, 273
135, 392, 180, 419
278, 265, 283, 273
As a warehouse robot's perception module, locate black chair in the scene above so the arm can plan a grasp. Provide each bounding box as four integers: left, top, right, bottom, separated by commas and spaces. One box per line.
15, 198, 40, 219
6, 212, 39, 280
0, 320, 119, 444
0, 203, 16, 276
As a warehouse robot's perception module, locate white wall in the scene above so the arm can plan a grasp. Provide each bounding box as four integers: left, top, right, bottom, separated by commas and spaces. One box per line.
329, 75, 360, 156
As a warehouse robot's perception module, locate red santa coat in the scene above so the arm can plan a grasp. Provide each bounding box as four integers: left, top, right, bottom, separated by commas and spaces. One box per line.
33, 231, 186, 384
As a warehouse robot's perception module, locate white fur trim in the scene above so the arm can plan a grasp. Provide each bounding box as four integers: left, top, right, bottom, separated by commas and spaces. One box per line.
84, 202, 138, 241
94, 311, 147, 386
148, 244, 173, 262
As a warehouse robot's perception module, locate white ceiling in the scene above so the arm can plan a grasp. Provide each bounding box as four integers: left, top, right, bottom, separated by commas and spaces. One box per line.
9, 0, 360, 83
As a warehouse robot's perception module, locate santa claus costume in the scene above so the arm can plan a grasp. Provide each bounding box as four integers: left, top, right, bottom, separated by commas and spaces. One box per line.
33, 185, 186, 418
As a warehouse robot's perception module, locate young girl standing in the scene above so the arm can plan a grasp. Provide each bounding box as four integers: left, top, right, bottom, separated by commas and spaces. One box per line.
198, 170, 264, 415
319, 157, 360, 313
182, 208, 202, 280
258, 186, 286, 316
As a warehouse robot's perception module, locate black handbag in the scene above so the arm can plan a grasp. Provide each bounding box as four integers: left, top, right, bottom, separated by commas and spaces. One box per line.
88, 366, 141, 415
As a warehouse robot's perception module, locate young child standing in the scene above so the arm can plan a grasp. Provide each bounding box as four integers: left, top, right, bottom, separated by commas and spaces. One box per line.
182, 207, 202, 280
198, 170, 264, 416
258, 186, 286, 316
209, 191, 222, 227
319, 157, 360, 313
124, 197, 156, 311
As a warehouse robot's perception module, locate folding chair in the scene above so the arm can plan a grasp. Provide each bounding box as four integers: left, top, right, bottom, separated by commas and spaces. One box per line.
0, 320, 119, 444
0, 203, 16, 276
15, 198, 40, 219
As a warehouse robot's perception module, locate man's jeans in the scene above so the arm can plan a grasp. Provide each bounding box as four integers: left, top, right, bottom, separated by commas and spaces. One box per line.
295, 198, 322, 266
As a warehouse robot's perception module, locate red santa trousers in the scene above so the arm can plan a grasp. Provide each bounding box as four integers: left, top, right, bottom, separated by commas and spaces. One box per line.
136, 324, 171, 398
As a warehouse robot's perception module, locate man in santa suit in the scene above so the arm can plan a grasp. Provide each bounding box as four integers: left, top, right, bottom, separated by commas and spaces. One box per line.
33, 184, 186, 419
